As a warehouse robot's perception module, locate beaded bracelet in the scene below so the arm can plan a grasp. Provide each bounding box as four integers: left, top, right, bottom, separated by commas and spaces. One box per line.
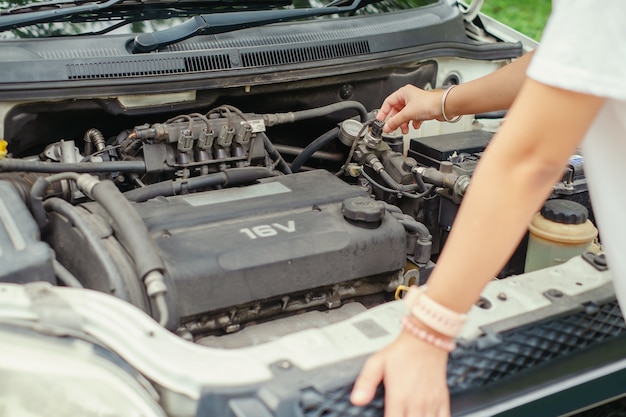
403, 285, 466, 338
441, 85, 462, 123
401, 315, 456, 352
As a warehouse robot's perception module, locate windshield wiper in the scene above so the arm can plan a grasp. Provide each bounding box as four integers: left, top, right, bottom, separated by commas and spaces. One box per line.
131, 0, 365, 53
0, 0, 124, 32
0, 0, 291, 34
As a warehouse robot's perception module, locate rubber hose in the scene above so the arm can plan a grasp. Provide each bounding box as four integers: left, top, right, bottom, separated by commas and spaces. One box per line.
290, 127, 340, 173
412, 170, 429, 193
382, 202, 431, 239
0, 159, 148, 173
292, 101, 368, 123
91, 180, 164, 280
30, 173, 80, 228
395, 215, 432, 240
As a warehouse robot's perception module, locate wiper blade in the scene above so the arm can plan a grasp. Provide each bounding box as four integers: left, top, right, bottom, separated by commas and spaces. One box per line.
0, 0, 292, 34
0, 0, 124, 32
132, 0, 365, 53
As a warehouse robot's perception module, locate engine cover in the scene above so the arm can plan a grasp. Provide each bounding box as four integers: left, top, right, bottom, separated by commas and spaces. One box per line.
52, 170, 407, 325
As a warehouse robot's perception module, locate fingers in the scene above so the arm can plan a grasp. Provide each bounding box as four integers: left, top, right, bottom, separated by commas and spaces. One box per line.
350, 354, 385, 406
376, 84, 432, 134
351, 338, 452, 417
376, 99, 395, 121
384, 110, 410, 134
377, 92, 407, 130
376, 88, 408, 121
412, 120, 423, 130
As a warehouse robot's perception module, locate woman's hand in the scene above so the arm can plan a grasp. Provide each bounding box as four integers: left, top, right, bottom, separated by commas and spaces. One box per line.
376, 85, 444, 134
351, 330, 451, 417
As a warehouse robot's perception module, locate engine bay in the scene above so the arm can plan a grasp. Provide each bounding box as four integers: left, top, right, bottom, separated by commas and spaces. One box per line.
0, 94, 594, 346
4, 1, 625, 415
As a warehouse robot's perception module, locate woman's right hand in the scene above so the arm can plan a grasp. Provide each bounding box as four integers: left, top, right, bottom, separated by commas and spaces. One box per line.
376, 85, 446, 134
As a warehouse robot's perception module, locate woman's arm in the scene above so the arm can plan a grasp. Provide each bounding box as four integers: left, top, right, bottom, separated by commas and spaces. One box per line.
352, 77, 605, 417
425, 78, 604, 312
377, 51, 535, 133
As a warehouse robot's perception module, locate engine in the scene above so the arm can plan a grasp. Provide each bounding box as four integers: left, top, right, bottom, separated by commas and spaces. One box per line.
0, 101, 591, 341
0, 102, 445, 339
46, 170, 409, 333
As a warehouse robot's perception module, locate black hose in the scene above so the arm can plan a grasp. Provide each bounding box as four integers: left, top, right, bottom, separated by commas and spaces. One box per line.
290, 127, 340, 173
412, 170, 429, 193
91, 180, 164, 281
260, 133, 292, 174
124, 167, 273, 202
88, 178, 171, 326
40, 175, 170, 325
292, 101, 368, 123
382, 202, 431, 239
30, 173, 81, 228
0, 159, 148, 173
393, 214, 431, 240
360, 168, 434, 200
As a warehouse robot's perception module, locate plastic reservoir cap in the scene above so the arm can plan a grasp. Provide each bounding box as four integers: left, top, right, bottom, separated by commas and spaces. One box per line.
528, 199, 597, 245
540, 199, 588, 224
342, 197, 385, 223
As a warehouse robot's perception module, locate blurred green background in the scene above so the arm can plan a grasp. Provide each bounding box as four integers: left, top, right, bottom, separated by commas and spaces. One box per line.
481, 0, 552, 41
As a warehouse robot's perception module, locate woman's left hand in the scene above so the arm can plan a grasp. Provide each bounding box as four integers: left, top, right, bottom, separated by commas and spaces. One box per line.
351, 330, 451, 417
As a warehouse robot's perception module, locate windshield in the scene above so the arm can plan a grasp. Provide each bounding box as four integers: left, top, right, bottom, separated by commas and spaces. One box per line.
0, 0, 437, 39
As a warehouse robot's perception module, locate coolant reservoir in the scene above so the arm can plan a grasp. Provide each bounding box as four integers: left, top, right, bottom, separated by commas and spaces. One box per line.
524, 199, 598, 273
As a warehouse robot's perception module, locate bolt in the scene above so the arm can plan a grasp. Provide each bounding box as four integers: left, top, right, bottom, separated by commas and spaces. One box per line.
547, 289, 563, 298
593, 253, 607, 267
340, 84, 354, 100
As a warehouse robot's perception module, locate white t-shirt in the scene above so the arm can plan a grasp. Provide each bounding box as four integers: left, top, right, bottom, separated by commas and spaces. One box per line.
527, 1, 626, 307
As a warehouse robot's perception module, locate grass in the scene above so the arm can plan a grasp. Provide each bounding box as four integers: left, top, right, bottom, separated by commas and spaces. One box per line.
480, 0, 552, 41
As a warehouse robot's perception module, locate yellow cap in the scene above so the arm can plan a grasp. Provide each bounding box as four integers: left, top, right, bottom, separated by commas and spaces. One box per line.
0, 140, 7, 159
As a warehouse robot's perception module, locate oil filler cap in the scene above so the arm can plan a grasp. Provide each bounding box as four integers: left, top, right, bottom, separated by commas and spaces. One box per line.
342, 197, 385, 224
541, 199, 588, 224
